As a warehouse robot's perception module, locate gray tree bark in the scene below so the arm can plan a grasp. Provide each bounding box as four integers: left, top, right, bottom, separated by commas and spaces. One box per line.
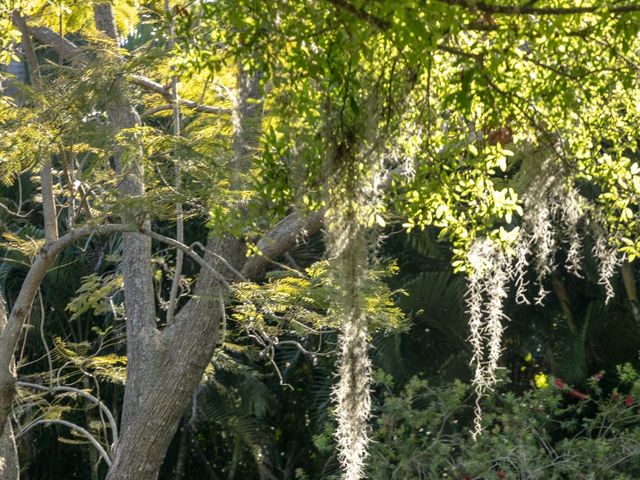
0, 9, 318, 479
0, 295, 18, 480
93, 5, 265, 479
0, 420, 18, 480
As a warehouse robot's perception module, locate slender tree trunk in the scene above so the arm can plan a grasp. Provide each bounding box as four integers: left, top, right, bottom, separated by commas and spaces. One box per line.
165, 0, 184, 326
173, 422, 188, 480
0, 16, 60, 442
0, 295, 19, 480
0, 420, 18, 480
12, 11, 58, 243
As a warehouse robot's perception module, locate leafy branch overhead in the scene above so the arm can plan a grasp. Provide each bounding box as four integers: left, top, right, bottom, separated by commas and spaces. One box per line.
0, 1, 640, 480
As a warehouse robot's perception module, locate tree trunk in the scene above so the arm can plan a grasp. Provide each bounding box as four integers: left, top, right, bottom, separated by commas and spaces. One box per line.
94, 3, 261, 480
105, 236, 244, 480
0, 420, 18, 480
91, 5, 264, 478
0, 296, 19, 480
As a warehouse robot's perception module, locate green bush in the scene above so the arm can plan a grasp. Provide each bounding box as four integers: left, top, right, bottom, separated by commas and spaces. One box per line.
348, 366, 640, 480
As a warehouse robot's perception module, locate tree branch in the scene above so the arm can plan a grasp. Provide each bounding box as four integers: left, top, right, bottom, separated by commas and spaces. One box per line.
325, 0, 640, 40
17, 381, 119, 449
241, 211, 324, 279
324, 0, 486, 57
129, 76, 232, 115
0, 224, 131, 437
24, 20, 230, 115
16, 418, 112, 466
435, 0, 640, 16
240, 166, 406, 279
27, 23, 81, 62
325, 0, 391, 29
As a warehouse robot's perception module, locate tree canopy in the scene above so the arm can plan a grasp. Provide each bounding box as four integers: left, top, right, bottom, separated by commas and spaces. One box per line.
1, 0, 640, 479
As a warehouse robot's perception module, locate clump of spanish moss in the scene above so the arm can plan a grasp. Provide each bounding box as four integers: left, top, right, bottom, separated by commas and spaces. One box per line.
512, 160, 585, 305
466, 238, 511, 438
466, 158, 622, 437
592, 231, 622, 304
323, 108, 388, 479
332, 231, 372, 480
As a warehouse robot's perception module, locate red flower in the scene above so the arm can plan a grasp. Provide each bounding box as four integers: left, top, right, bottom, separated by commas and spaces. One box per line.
625, 395, 634, 407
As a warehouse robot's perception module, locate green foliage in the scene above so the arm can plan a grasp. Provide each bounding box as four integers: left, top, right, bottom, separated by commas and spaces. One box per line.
304, 368, 640, 479
51, 337, 127, 385
4, 0, 640, 478
185, 0, 640, 271
233, 260, 406, 334
66, 273, 123, 321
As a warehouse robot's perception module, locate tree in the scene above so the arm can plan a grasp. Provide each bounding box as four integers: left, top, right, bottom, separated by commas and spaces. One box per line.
1, 1, 640, 479
185, 0, 640, 475
0, 1, 269, 478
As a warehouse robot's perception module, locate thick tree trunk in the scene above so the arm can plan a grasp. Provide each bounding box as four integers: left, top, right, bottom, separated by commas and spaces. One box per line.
105, 236, 245, 480
94, 5, 264, 479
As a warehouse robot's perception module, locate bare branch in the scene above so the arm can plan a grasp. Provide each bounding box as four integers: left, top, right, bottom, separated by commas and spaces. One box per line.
239, 165, 407, 279
16, 418, 112, 466
241, 211, 324, 279
325, 0, 391, 29
16, 381, 119, 448
129, 76, 232, 115
27, 24, 81, 62
436, 0, 640, 16
0, 223, 135, 439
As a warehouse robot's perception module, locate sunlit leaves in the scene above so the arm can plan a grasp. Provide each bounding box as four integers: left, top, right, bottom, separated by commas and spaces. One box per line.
233, 260, 405, 334
66, 273, 123, 321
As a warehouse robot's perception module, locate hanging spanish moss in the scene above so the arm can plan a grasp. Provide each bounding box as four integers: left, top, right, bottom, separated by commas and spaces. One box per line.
592, 231, 622, 304
331, 230, 372, 480
466, 238, 511, 438
324, 111, 387, 479
511, 160, 590, 306
466, 158, 622, 437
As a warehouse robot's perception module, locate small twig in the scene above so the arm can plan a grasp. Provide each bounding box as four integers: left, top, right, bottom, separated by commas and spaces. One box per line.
16, 381, 119, 447
16, 418, 112, 466
0, 201, 33, 218
141, 228, 231, 289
